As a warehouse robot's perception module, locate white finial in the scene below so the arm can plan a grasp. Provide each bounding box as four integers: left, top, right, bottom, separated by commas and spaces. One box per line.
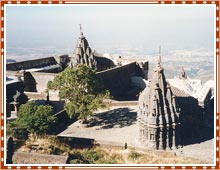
179, 66, 187, 79
79, 24, 83, 35
158, 45, 161, 64
156, 46, 162, 68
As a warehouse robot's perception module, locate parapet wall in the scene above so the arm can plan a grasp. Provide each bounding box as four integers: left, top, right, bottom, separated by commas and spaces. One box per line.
103, 100, 138, 107
6, 71, 56, 94
31, 72, 56, 93
24, 92, 47, 100
6, 55, 70, 72
6, 57, 57, 71
95, 56, 115, 71
13, 152, 68, 164
96, 62, 138, 98
7, 61, 148, 100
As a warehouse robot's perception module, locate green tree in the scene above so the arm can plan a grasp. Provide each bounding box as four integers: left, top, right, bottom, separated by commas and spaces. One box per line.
47, 64, 109, 123
14, 101, 57, 136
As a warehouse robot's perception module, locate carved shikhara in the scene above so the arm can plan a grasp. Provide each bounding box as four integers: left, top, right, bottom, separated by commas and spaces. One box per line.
138, 58, 181, 150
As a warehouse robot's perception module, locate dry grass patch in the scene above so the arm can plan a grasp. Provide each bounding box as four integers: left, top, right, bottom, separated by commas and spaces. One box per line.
18, 135, 71, 155
126, 149, 206, 164
16, 136, 207, 164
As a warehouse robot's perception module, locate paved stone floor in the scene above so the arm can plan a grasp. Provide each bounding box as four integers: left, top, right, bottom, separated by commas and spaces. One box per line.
175, 139, 215, 164
58, 105, 215, 164
59, 106, 140, 147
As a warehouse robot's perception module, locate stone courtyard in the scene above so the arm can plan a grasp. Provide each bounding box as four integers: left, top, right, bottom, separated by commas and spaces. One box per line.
58, 105, 215, 164
59, 106, 139, 147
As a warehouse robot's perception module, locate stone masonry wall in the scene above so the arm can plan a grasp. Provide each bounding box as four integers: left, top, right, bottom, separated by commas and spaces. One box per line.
6, 57, 57, 71
7, 62, 147, 99
13, 152, 68, 164
31, 72, 56, 93
96, 62, 138, 98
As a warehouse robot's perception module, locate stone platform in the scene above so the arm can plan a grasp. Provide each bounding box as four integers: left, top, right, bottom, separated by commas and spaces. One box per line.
58, 106, 140, 147
58, 105, 214, 164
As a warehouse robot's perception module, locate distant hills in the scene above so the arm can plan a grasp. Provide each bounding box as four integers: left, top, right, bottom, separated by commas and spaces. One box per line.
6, 59, 16, 63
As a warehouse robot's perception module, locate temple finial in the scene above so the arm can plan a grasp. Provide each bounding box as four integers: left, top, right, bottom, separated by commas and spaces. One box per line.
158, 45, 161, 64
79, 24, 83, 35
154, 45, 163, 72
179, 66, 187, 79
156, 45, 162, 67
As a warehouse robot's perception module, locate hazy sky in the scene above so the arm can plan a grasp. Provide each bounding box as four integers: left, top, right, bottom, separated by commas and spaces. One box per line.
6, 5, 215, 58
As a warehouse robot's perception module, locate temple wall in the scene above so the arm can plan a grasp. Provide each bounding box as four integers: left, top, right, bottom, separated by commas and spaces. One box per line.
95, 56, 115, 71
7, 71, 56, 94
24, 92, 47, 100
6, 55, 69, 71
13, 152, 68, 164
7, 61, 148, 99
96, 62, 138, 98
6, 57, 57, 71
103, 100, 138, 107
31, 72, 56, 93
6, 81, 24, 102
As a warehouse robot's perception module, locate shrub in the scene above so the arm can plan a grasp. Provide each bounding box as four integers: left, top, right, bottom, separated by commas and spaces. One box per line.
83, 149, 104, 163
7, 122, 28, 139
129, 151, 140, 160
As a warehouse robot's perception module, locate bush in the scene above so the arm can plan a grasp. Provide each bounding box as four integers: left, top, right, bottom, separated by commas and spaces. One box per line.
67, 148, 119, 164
129, 151, 140, 160
98, 156, 118, 164
16, 101, 57, 135
68, 152, 89, 164
83, 149, 104, 163
11, 127, 29, 140
7, 122, 28, 139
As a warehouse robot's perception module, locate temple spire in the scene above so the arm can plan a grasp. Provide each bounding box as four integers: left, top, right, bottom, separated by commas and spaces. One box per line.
155, 46, 162, 70
179, 66, 187, 79
79, 24, 83, 35
158, 45, 161, 65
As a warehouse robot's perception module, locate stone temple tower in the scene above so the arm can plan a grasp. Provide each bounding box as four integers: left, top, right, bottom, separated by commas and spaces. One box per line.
137, 56, 180, 150
71, 24, 97, 69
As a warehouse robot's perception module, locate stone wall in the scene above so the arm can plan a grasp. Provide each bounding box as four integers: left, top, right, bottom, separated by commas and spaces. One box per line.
31, 72, 56, 93
6, 55, 70, 72
13, 152, 68, 164
7, 61, 148, 100
6, 57, 57, 71
96, 62, 141, 99
24, 92, 47, 100
103, 100, 138, 107
6, 80, 24, 102
95, 56, 115, 71
7, 71, 57, 97
175, 96, 200, 145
